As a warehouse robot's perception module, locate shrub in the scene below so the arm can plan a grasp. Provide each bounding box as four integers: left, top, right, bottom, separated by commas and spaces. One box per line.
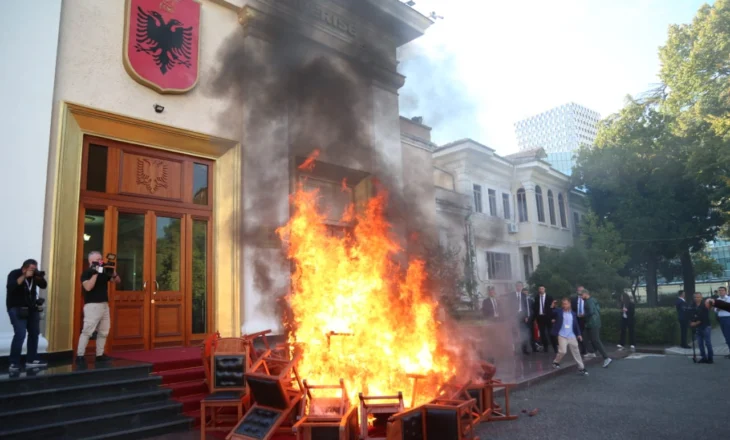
599, 307, 718, 346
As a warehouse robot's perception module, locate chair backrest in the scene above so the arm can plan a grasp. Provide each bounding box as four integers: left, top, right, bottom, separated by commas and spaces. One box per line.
201, 332, 220, 391
424, 406, 459, 440
210, 337, 248, 394
245, 352, 302, 410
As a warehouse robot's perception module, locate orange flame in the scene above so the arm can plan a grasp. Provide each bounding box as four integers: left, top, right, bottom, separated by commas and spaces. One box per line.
276, 183, 458, 406
298, 149, 321, 171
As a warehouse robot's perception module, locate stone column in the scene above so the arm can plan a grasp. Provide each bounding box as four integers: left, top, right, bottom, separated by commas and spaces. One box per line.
237, 6, 291, 335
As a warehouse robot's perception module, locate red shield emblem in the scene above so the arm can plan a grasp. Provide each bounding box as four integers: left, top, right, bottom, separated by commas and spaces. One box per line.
123, 0, 201, 94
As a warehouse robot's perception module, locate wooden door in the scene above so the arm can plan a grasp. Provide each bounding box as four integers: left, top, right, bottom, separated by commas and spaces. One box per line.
75, 135, 215, 353
150, 212, 186, 348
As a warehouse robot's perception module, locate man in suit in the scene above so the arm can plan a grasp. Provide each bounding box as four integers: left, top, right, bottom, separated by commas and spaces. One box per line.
533, 285, 557, 353
550, 297, 588, 375
482, 286, 501, 320
509, 282, 533, 354
676, 290, 691, 349
571, 285, 588, 355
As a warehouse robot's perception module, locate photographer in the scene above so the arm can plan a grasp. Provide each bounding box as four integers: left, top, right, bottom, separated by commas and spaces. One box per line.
76, 251, 120, 363
6, 258, 48, 371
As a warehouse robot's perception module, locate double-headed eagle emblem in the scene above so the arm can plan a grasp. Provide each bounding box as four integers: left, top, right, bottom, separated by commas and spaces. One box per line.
137, 158, 169, 194
134, 6, 193, 75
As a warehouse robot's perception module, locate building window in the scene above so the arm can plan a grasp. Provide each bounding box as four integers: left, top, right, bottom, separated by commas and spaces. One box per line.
558, 193, 567, 228
574, 212, 581, 236
547, 190, 556, 225
535, 185, 546, 223
473, 184, 483, 213
487, 252, 512, 280
488, 189, 497, 216
517, 188, 528, 222
502, 193, 510, 220
523, 253, 533, 280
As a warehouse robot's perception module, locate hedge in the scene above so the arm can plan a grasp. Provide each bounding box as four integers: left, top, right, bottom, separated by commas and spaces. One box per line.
599, 307, 718, 346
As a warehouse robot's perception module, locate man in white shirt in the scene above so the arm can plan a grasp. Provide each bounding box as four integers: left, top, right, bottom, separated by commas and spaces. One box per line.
715, 286, 730, 359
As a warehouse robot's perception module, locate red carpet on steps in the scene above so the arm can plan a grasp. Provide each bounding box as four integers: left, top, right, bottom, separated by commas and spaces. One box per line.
109, 348, 208, 426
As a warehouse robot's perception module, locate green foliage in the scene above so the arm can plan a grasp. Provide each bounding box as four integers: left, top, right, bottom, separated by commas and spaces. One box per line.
600, 306, 719, 346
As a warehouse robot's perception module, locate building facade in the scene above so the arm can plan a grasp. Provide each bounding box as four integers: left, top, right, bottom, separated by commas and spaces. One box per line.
410, 129, 586, 296
514, 102, 600, 176
1, 0, 433, 355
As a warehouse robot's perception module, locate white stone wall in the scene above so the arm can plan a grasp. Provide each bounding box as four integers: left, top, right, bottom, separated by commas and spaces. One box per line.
0, 0, 62, 355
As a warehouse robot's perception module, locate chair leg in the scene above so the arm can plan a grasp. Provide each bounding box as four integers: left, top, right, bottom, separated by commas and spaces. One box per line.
200, 404, 206, 440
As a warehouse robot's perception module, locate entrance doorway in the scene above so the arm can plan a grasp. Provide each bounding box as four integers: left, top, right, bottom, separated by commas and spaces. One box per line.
75, 136, 214, 352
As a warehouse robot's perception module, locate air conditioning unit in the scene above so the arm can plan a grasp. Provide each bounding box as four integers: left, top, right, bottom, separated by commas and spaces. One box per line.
507, 223, 519, 234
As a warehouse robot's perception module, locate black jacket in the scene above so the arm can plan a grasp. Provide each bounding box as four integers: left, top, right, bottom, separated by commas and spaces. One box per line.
676, 298, 689, 321
482, 296, 501, 320
6, 269, 47, 311
620, 301, 635, 321
533, 294, 553, 320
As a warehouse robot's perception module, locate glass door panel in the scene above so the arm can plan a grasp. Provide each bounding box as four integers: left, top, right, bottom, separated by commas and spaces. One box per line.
151, 214, 185, 347
191, 219, 208, 334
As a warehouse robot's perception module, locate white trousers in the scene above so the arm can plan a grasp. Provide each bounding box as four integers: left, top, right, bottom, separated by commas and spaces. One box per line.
555, 335, 584, 369
77, 302, 111, 356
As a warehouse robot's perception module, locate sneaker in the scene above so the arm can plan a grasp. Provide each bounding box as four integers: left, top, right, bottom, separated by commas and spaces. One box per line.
583, 353, 597, 359
25, 360, 48, 368
630, 345, 636, 351
602, 358, 613, 368
697, 358, 709, 364
95, 354, 113, 362
616, 344, 624, 350
552, 362, 560, 369
578, 369, 588, 376
8, 364, 20, 372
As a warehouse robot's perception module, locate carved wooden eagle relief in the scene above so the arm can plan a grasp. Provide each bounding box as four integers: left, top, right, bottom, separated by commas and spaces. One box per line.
137, 158, 169, 194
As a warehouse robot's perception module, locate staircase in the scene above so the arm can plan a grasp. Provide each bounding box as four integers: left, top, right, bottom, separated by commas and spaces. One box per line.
151, 356, 208, 426
0, 361, 191, 440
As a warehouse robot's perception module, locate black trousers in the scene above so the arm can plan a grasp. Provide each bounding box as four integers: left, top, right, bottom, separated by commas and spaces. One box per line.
576, 317, 587, 355
536, 316, 557, 352
620, 317, 635, 346
679, 319, 689, 346
514, 318, 531, 353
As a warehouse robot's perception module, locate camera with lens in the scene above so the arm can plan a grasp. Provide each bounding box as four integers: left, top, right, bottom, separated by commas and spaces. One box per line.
35, 297, 46, 312
91, 253, 117, 277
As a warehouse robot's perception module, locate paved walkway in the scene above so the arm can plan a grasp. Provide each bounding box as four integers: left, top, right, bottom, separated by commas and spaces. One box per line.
475, 353, 727, 439
665, 326, 729, 357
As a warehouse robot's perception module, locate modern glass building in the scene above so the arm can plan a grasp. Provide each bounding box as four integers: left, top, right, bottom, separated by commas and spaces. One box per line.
514, 103, 600, 176
708, 239, 730, 280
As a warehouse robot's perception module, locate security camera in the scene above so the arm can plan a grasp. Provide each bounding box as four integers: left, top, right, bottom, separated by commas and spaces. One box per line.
153, 104, 165, 113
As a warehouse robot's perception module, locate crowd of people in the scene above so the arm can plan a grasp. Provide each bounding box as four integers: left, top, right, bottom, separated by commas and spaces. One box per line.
481, 282, 614, 375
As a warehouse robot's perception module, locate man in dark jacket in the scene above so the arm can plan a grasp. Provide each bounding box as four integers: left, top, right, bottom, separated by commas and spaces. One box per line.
618, 293, 636, 351
582, 289, 613, 368
676, 290, 691, 349
6, 259, 48, 371
533, 285, 557, 353
690, 292, 713, 364
550, 298, 587, 375
482, 287, 501, 321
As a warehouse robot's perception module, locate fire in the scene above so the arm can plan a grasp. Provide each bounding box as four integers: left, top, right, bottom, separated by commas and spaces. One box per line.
276, 182, 459, 406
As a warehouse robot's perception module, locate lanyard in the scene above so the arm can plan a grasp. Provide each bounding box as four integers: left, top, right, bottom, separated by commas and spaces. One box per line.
25, 279, 33, 292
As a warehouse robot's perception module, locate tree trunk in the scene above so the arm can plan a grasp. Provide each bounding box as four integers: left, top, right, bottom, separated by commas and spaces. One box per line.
630, 277, 639, 302
680, 249, 695, 296
646, 256, 658, 306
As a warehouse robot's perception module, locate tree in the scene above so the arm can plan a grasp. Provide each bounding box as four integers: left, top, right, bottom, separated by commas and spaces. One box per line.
658, 0, 730, 236
573, 100, 723, 304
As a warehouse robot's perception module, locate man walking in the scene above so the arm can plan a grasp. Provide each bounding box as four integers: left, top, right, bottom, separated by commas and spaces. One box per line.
571, 285, 588, 355
76, 251, 120, 363
482, 287, 501, 320
690, 292, 713, 364
551, 298, 588, 375
510, 283, 532, 354
714, 286, 730, 359
6, 259, 48, 372
676, 290, 691, 349
582, 289, 612, 368
533, 285, 557, 353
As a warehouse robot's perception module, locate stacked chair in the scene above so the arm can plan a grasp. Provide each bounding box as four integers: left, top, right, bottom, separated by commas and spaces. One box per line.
292, 379, 359, 440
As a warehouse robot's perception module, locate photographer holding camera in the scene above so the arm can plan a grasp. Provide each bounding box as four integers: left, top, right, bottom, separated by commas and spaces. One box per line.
6, 258, 48, 372
76, 251, 120, 363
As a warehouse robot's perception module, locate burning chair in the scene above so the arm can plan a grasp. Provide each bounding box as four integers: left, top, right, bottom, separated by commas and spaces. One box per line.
359, 392, 405, 440
292, 379, 359, 440
200, 336, 251, 440
227, 353, 304, 440
386, 399, 480, 440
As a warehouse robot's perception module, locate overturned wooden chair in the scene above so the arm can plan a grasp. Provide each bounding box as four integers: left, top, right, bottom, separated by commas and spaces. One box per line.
386, 399, 480, 440
360, 392, 405, 440
292, 379, 359, 440
227, 353, 304, 440
200, 336, 251, 440
482, 378, 517, 422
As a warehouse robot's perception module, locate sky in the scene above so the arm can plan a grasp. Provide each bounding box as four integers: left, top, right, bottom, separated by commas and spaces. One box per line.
397, 0, 712, 155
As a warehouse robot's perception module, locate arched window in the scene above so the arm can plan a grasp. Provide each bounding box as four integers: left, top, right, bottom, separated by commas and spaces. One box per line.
535, 185, 545, 223
547, 190, 556, 225
517, 188, 528, 222
558, 193, 567, 228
